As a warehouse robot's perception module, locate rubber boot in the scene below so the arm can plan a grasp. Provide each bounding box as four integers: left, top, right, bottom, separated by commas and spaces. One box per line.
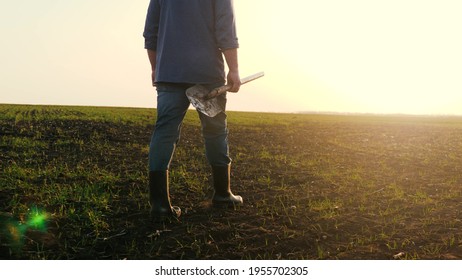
149, 170, 181, 222
211, 165, 243, 208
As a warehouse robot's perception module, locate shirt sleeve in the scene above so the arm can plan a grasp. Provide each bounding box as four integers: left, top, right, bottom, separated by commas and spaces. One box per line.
214, 0, 239, 50
143, 0, 161, 50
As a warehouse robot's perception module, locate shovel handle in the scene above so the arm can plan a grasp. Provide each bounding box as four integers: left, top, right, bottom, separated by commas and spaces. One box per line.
206, 71, 265, 99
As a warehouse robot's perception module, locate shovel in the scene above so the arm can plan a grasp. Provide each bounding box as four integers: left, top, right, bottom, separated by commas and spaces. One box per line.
186, 72, 264, 117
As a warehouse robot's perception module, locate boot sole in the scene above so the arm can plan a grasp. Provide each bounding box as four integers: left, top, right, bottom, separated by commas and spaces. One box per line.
212, 200, 243, 209
150, 206, 181, 223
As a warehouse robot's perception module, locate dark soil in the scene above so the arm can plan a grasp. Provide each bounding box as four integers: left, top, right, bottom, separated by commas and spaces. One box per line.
1, 106, 462, 259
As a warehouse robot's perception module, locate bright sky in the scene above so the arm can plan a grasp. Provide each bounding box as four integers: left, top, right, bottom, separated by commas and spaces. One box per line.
1, 0, 462, 115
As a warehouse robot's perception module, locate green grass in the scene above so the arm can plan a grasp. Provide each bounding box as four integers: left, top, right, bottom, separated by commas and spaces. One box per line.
1, 104, 462, 259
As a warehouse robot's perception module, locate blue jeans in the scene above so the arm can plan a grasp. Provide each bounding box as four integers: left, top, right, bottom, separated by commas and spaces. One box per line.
148, 83, 232, 171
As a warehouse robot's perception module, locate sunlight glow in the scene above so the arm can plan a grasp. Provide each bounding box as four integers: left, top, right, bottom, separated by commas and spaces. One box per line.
235, 0, 462, 114
1, 0, 462, 114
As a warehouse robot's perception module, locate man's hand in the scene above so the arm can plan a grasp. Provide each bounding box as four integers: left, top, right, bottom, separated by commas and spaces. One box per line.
227, 70, 241, 92
222, 48, 240, 92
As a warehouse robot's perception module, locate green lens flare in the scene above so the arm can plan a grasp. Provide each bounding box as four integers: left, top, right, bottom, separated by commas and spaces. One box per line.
1, 206, 49, 255
26, 207, 48, 231
27, 213, 47, 229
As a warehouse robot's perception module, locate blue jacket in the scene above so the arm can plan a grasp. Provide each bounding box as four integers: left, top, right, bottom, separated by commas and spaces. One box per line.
143, 0, 239, 84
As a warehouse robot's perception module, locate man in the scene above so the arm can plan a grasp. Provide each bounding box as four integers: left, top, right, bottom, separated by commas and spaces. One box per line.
143, 0, 243, 221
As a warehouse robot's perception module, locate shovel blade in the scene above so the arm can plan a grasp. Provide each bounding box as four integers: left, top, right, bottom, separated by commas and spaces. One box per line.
186, 84, 223, 117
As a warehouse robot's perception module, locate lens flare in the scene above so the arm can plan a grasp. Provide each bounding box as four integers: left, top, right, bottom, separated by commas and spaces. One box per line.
26, 207, 48, 231
7, 224, 23, 243
1, 206, 49, 254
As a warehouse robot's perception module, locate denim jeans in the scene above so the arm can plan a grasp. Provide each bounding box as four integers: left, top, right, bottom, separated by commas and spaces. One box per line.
148, 83, 232, 171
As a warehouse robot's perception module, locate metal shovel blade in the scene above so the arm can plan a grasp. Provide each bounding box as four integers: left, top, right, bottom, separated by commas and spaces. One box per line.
186, 72, 264, 117
186, 84, 223, 118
